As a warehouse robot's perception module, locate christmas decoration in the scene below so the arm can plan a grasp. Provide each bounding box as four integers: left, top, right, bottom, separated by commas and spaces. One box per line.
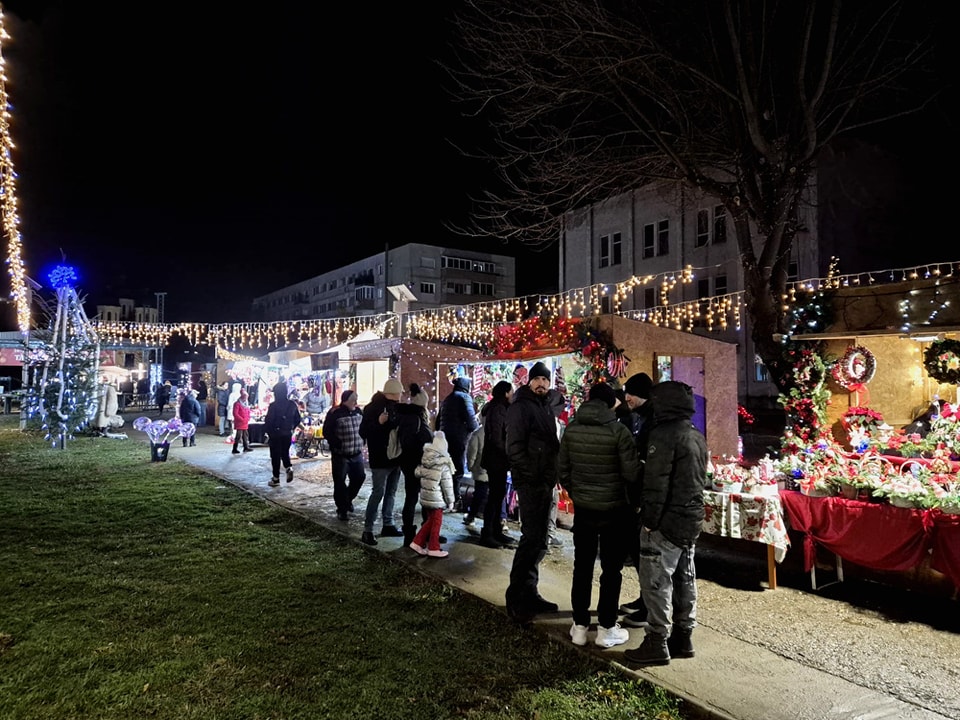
832, 345, 877, 390
923, 339, 960, 385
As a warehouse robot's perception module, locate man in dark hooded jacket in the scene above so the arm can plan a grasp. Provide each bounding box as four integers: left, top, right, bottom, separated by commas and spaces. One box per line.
437, 376, 479, 509
503, 361, 561, 623
623, 381, 709, 668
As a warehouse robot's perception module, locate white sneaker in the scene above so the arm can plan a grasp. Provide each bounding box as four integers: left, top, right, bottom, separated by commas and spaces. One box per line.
569, 623, 588, 646
595, 623, 629, 648
409, 542, 427, 556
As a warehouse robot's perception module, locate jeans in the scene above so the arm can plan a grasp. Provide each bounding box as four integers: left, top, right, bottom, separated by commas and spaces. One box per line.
638, 528, 698, 638
505, 481, 553, 610
570, 505, 633, 628
218, 413, 227, 435
332, 453, 366, 513
364, 465, 401, 533
400, 460, 420, 529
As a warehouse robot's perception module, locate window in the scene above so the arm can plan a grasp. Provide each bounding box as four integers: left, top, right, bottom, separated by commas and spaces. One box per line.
355, 286, 374, 301
600, 295, 612, 314
696, 210, 710, 247
600, 232, 622, 267
421, 257, 436, 269
697, 278, 710, 299
420, 282, 436, 295
713, 205, 727, 244
377, 263, 383, 276
657, 220, 669, 255
446, 281, 470, 294
644, 287, 656, 309
715, 275, 728, 295
788, 260, 799, 282
474, 282, 494, 296
642, 224, 655, 259
754, 354, 770, 382
441, 255, 496, 273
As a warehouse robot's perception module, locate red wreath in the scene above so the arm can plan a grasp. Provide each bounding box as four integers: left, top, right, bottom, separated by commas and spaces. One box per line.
832, 345, 876, 394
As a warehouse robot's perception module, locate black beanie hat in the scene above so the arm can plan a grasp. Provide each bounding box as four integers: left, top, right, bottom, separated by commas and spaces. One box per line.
491, 380, 513, 399
624, 372, 653, 399
589, 382, 617, 408
528, 361, 551, 382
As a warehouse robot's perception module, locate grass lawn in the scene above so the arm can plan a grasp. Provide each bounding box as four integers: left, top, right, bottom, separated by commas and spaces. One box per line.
0, 414, 694, 719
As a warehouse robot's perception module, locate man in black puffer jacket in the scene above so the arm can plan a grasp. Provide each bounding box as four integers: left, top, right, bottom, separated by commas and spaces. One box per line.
504, 361, 561, 623
624, 381, 709, 668
558, 382, 638, 649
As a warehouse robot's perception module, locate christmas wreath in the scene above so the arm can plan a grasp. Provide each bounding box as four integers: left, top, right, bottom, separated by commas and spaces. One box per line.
831, 345, 876, 390
923, 338, 960, 384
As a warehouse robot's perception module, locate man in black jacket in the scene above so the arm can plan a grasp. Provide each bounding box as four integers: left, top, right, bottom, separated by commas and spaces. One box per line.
504, 361, 562, 623
623, 381, 709, 668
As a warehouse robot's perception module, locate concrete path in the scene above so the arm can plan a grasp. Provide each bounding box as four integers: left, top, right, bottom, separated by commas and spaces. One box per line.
161, 425, 959, 720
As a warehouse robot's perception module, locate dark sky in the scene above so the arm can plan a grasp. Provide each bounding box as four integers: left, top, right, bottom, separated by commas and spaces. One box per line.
0, 2, 953, 326
1, 1, 552, 324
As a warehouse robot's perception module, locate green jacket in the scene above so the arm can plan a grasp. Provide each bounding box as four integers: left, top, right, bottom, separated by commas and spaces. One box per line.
558, 399, 639, 511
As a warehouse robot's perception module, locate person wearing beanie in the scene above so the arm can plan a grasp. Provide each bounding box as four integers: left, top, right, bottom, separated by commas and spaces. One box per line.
263, 381, 301, 486
410, 431, 457, 557
478, 380, 517, 549
620, 371, 656, 627
394, 383, 435, 546
558, 382, 638, 649
358, 377, 405, 545
323, 388, 366, 521
231, 387, 252, 454
437, 376, 479, 510
178, 388, 202, 447
504, 361, 562, 623
528, 361, 551, 382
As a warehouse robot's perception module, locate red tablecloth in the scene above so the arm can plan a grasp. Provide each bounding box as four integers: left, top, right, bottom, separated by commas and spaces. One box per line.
780, 490, 960, 589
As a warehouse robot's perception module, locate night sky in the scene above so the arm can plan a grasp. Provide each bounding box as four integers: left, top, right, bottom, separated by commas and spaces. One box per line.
0, 2, 953, 326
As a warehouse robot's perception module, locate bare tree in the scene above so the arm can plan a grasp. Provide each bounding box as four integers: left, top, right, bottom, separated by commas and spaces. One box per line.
446, 0, 940, 390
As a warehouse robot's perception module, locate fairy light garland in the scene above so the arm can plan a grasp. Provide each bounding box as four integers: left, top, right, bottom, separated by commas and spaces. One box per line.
0, 11, 31, 333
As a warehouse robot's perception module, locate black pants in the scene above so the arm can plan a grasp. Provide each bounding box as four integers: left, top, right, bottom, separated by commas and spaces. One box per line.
268, 433, 293, 476
505, 482, 552, 610
483, 468, 509, 535
571, 505, 633, 628
400, 460, 421, 528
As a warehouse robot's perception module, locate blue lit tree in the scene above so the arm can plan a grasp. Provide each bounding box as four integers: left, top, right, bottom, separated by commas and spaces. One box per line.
22, 265, 101, 448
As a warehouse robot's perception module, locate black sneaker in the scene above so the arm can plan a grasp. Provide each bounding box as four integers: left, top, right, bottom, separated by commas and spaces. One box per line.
619, 596, 646, 614
360, 531, 378, 546
479, 535, 503, 549
337, 510, 348, 521
531, 596, 559, 614
494, 533, 517, 546
620, 609, 648, 628
379, 525, 404, 538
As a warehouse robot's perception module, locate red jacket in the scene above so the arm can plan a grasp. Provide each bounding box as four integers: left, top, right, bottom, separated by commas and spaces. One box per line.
232, 401, 251, 430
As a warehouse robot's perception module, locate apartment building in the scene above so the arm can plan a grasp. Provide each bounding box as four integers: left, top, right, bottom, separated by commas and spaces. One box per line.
251, 243, 517, 321
559, 137, 903, 405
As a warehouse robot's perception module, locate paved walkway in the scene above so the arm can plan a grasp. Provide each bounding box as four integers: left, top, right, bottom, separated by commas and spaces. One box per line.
160, 422, 959, 720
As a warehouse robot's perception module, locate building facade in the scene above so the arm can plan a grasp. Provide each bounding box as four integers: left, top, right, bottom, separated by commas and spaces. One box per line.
251, 243, 517, 321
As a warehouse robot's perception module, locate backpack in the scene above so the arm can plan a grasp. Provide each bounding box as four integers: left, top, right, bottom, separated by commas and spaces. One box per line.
387, 426, 403, 460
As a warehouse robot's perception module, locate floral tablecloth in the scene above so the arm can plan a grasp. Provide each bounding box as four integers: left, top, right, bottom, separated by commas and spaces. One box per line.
702, 490, 790, 563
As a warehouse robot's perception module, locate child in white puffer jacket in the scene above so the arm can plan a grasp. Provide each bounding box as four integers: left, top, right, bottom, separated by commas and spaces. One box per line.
410, 431, 457, 557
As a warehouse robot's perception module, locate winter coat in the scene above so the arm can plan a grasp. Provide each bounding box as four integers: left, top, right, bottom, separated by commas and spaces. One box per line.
322, 404, 364, 457
304, 388, 325, 415
558, 398, 638, 511
179, 394, 202, 425
505, 384, 560, 488
263, 383, 301, 439
155, 384, 171, 407
232, 400, 251, 431
437, 378, 479, 447
415, 433, 457, 510
640, 381, 709, 547
466, 423, 488, 483
393, 402, 433, 468
480, 396, 510, 474
359, 391, 399, 468
216, 386, 230, 417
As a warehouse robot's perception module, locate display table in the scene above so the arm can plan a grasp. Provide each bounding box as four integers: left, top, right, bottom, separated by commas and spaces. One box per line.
780, 490, 960, 590
247, 423, 267, 445
701, 489, 790, 589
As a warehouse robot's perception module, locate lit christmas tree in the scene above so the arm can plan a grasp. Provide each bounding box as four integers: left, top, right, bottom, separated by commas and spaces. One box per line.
22, 265, 101, 448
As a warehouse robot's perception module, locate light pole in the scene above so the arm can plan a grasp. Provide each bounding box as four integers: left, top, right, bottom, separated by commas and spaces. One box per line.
154, 292, 166, 383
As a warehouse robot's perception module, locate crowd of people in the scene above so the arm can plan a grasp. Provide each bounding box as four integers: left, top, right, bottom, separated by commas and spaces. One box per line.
154, 363, 710, 668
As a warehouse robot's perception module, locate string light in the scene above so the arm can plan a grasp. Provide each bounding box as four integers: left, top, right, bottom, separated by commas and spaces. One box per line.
0, 10, 31, 333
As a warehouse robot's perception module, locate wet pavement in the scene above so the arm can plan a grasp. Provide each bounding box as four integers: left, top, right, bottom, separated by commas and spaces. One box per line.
158, 422, 960, 720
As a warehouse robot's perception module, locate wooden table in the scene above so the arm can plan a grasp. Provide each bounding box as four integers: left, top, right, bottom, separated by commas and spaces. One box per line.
701, 489, 790, 589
